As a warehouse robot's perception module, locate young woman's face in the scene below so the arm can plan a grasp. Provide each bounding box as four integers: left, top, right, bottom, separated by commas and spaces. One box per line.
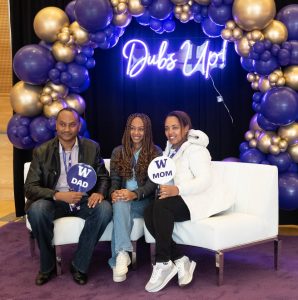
130, 117, 145, 148
165, 116, 189, 147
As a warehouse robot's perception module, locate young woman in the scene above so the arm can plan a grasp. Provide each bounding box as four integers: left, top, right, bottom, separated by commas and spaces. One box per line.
144, 111, 213, 293
109, 113, 162, 282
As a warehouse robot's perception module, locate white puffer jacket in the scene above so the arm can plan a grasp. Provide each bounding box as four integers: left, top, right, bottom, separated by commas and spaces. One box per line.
164, 129, 232, 221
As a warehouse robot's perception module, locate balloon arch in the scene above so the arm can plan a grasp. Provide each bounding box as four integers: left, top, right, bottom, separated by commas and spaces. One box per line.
7, 0, 298, 210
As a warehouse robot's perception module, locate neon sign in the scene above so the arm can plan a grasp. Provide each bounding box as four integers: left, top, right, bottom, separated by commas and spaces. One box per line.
122, 39, 228, 79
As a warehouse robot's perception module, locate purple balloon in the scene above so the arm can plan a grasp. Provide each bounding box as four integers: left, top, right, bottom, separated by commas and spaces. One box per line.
277, 5, 298, 41
65, 1, 76, 22
136, 9, 151, 26
256, 113, 278, 131
201, 17, 224, 38
278, 48, 291, 66
239, 141, 249, 153
148, 0, 173, 20
65, 63, 89, 89
163, 19, 175, 33
260, 87, 298, 126
7, 114, 35, 149
13, 44, 55, 85
150, 18, 163, 31
30, 116, 55, 144
253, 57, 279, 75
240, 148, 266, 164
267, 152, 292, 173
69, 75, 90, 93
279, 172, 298, 210
288, 163, 298, 173
75, 0, 113, 32
208, 4, 232, 25
290, 41, 298, 65
240, 57, 254, 72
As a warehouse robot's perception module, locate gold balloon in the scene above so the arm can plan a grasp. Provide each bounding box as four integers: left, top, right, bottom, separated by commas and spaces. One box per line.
50, 91, 59, 101
58, 32, 70, 44
46, 82, 69, 98
269, 145, 280, 155
117, 3, 127, 14
232, 0, 276, 31
226, 20, 236, 30
288, 143, 298, 163
278, 123, 298, 145
33, 7, 69, 42
254, 130, 261, 139
271, 136, 281, 145
43, 86, 52, 95
279, 140, 288, 151
249, 114, 262, 131
256, 131, 275, 153
284, 66, 298, 91
175, 6, 182, 14
128, 0, 145, 16
268, 72, 279, 84
113, 12, 132, 28
251, 81, 259, 90
64, 94, 86, 115
249, 139, 257, 148
43, 100, 67, 118
263, 20, 288, 44
234, 36, 251, 57
232, 27, 243, 40
250, 30, 263, 41
69, 22, 89, 45
258, 77, 271, 93
247, 73, 255, 82
180, 12, 190, 23
52, 41, 76, 63
276, 77, 286, 86
40, 94, 52, 105
245, 130, 254, 141
221, 29, 232, 40
194, 0, 210, 4
10, 81, 43, 117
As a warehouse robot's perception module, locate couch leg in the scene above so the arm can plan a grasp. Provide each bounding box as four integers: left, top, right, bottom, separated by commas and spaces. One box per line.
131, 241, 137, 270
216, 251, 224, 286
274, 238, 282, 270
55, 245, 62, 275
29, 231, 35, 257
150, 244, 156, 265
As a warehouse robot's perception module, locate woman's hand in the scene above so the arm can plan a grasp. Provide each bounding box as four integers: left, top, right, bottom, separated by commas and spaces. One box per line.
159, 185, 179, 199
111, 189, 137, 202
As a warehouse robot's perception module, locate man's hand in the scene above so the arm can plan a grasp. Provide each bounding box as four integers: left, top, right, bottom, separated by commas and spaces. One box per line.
55, 191, 83, 204
88, 193, 104, 208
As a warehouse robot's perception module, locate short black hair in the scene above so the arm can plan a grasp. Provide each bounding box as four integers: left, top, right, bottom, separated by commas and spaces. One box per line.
56, 107, 80, 123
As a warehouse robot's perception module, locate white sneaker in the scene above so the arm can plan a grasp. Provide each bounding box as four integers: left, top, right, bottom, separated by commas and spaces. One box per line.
114, 251, 131, 279
145, 261, 178, 292
174, 256, 196, 287
112, 267, 126, 283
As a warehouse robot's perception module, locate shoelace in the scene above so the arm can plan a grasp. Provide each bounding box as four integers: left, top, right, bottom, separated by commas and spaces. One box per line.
149, 265, 163, 283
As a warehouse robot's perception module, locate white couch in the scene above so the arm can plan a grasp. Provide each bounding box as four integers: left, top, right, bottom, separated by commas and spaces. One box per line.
144, 161, 280, 285
24, 159, 144, 275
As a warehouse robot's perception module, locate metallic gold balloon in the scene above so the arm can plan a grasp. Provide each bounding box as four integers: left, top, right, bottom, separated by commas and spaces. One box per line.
249, 113, 262, 131
64, 94, 86, 115
50, 91, 59, 101
271, 136, 281, 145
194, 0, 210, 4
221, 29, 232, 40
251, 81, 259, 90
256, 131, 275, 153
52, 41, 76, 63
232, 28, 243, 40
113, 12, 132, 28
43, 86, 52, 95
249, 139, 257, 148
258, 77, 271, 93
268, 72, 279, 84
276, 77, 286, 87
111, 0, 119, 6
175, 6, 182, 14
117, 3, 127, 14
40, 94, 52, 105
69, 22, 89, 45
288, 143, 298, 163
245, 130, 254, 141
251, 30, 263, 41
254, 130, 261, 139
232, 0, 276, 31
278, 123, 298, 145
284, 66, 298, 91
46, 82, 69, 98
10, 81, 43, 117
263, 20, 288, 44
279, 140, 288, 151
128, 0, 145, 16
226, 20, 236, 30
269, 145, 280, 155
180, 12, 190, 23
234, 36, 251, 57
247, 73, 255, 82
43, 100, 67, 118
33, 7, 69, 43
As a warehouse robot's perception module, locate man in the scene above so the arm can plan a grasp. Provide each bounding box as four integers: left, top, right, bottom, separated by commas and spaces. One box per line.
25, 107, 112, 286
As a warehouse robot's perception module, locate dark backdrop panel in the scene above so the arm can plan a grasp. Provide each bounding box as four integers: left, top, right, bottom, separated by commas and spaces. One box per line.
10, 0, 296, 225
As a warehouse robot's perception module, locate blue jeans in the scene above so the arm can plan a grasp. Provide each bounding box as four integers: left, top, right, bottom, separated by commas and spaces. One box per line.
27, 197, 112, 273
108, 197, 152, 268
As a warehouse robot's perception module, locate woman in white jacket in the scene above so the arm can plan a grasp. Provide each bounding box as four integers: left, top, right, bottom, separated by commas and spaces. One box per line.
144, 110, 212, 293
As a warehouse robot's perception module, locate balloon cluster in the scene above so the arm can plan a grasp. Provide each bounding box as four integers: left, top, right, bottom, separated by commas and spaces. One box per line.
8, 0, 298, 210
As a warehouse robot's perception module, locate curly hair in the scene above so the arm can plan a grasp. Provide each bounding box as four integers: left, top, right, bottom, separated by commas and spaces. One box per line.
112, 113, 159, 184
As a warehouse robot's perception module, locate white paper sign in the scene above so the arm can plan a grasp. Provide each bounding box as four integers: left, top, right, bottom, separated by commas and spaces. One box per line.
148, 156, 176, 185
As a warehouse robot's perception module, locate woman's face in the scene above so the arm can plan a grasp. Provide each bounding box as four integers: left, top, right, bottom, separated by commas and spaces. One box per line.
130, 117, 145, 148
165, 116, 189, 147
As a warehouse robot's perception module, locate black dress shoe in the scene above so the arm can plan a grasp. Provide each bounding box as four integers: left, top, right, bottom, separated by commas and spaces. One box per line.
35, 268, 56, 286
70, 264, 88, 285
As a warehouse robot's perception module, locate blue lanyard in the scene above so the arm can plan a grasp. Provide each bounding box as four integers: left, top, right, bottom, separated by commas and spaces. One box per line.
168, 147, 180, 158
62, 150, 72, 174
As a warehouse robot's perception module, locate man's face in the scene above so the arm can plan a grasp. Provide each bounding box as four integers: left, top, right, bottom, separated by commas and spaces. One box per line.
56, 110, 81, 144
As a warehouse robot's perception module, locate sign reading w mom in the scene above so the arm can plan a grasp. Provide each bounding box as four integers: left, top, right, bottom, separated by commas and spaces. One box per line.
148, 156, 176, 185
67, 163, 97, 192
